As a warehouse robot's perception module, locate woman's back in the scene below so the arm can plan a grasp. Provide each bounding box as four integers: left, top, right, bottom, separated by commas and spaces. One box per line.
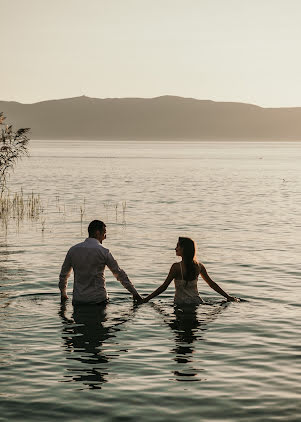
142, 237, 238, 305
174, 262, 203, 305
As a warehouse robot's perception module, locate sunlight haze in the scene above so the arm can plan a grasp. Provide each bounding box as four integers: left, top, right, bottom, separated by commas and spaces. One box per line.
1, 0, 301, 106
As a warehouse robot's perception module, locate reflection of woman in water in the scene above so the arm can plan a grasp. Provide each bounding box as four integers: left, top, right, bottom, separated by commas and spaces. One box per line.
151, 301, 228, 367
143, 237, 238, 305
149, 300, 229, 381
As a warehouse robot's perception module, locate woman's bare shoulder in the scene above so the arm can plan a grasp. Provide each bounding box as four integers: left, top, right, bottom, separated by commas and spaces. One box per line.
170, 262, 181, 276
170, 262, 180, 270
197, 262, 206, 274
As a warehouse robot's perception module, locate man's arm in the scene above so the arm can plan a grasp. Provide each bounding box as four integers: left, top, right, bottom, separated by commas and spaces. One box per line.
59, 250, 72, 301
106, 251, 142, 302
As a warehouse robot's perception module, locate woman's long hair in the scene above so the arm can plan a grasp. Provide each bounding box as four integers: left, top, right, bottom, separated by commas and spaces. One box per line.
178, 237, 199, 282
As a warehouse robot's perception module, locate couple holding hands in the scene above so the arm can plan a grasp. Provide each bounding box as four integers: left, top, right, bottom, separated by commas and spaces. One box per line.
59, 220, 239, 307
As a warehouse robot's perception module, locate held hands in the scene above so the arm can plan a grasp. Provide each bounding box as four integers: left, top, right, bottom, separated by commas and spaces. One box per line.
133, 293, 150, 304
142, 296, 150, 304
133, 293, 143, 304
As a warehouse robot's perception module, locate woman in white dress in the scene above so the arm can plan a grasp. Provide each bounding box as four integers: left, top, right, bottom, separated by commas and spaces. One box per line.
143, 237, 238, 305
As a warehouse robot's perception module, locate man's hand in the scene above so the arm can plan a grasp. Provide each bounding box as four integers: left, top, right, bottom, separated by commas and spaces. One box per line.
133, 293, 143, 304
61, 293, 69, 302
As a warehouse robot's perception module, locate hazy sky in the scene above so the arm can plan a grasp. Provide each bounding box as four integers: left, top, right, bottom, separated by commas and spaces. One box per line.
1, 0, 301, 106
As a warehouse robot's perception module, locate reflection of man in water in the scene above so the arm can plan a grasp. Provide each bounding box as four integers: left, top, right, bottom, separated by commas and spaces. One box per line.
59, 220, 142, 304
59, 301, 110, 388
59, 299, 138, 389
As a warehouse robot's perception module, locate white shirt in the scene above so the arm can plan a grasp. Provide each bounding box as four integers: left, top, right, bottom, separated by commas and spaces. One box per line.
59, 237, 138, 304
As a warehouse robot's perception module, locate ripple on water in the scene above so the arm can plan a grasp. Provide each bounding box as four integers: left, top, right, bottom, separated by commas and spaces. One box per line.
1, 141, 301, 421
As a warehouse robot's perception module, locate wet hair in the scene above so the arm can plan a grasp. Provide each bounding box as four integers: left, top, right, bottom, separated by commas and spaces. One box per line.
178, 237, 199, 282
88, 220, 106, 237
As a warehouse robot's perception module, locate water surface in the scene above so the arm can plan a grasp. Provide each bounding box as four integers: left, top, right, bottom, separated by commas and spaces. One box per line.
1, 141, 301, 421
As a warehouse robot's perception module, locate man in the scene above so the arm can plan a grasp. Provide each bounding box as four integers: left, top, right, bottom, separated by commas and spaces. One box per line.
59, 220, 142, 304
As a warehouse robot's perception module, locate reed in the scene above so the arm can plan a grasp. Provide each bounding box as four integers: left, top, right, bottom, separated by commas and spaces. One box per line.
0, 191, 128, 234
0, 189, 43, 223
122, 201, 127, 225
79, 198, 86, 235
115, 203, 118, 221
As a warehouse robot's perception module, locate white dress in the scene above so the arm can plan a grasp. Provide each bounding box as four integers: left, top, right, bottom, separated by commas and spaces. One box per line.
174, 262, 204, 305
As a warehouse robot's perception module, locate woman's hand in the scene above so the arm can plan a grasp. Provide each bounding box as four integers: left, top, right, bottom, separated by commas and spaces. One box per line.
226, 295, 240, 302
142, 296, 150, 303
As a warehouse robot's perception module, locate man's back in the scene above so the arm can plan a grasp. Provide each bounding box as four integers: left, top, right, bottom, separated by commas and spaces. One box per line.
59, 237, 138, 304
66, 238, 108, 303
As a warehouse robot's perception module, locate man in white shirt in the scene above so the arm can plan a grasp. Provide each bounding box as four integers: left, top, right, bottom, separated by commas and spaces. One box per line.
59, 220, 142, 304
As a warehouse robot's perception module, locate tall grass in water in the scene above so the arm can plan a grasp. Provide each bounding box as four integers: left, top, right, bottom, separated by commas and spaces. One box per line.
0, 192, 128, 235
0, 189, 43, 228
122, 201, 127, 225
80, 198, 86, 235
27, 191, 43, 219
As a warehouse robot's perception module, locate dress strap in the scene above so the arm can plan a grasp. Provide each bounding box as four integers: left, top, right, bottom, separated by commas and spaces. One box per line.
180, 262, 184, 281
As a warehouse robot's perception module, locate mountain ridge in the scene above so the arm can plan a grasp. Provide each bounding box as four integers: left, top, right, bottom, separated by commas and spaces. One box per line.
1, 95, 300, 140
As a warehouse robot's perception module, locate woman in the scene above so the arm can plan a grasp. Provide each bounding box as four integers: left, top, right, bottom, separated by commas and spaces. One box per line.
143, 237, 238, 305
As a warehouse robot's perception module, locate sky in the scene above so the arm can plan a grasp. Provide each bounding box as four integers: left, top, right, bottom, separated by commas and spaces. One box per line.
1, 0, 301, 107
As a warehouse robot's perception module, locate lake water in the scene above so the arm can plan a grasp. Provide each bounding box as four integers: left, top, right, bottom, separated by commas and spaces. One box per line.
1, 140, 301, 421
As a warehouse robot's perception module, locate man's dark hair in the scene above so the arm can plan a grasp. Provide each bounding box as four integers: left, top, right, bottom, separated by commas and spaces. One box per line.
88, 220, 105, 237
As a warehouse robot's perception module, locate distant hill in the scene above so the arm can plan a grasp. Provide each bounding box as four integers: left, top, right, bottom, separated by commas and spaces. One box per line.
1, 95, 301, 140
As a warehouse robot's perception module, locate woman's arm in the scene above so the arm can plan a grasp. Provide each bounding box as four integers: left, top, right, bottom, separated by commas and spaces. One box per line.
199, 263, 238, 301
143, 264, 177, 303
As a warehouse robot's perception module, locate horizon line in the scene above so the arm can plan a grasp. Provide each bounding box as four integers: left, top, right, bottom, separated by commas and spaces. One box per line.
2, 94, 301, 110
